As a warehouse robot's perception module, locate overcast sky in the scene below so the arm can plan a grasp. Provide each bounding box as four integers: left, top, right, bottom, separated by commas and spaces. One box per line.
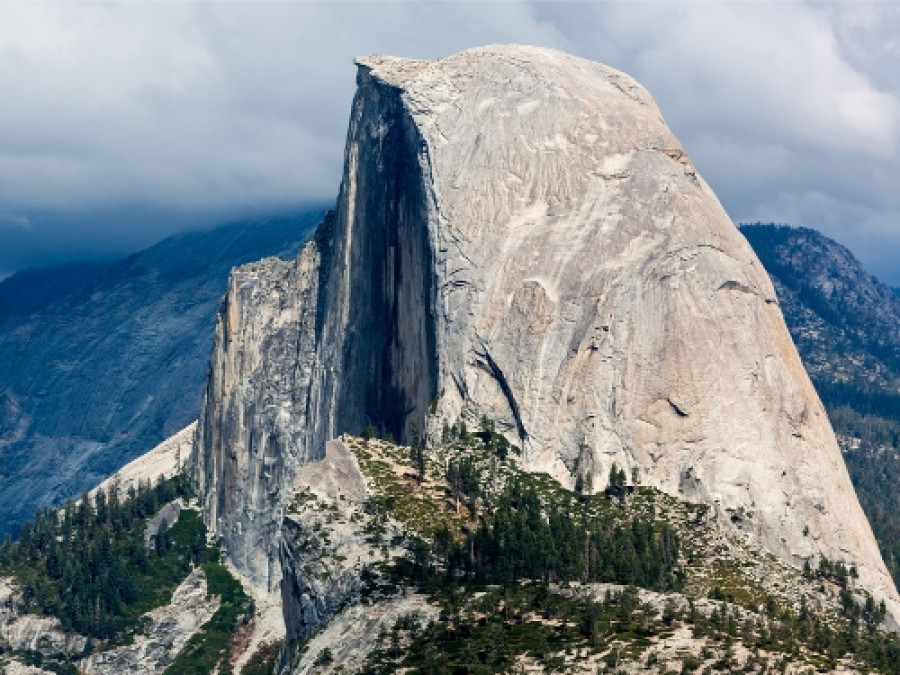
1, 1, 898, 285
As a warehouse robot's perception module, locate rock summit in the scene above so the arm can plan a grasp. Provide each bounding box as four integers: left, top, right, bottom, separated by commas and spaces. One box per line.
192, 45, 899, 619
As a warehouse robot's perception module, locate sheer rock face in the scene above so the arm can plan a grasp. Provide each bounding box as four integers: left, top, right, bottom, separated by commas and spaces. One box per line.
192, 45, 898, 614
192, 241, 326, 592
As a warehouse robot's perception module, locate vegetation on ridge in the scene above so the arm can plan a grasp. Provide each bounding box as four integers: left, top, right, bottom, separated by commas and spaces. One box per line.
0, 473, 201, 640
0, 473, 251, 674
347, 423, 681, 591
328, 426, 900, 674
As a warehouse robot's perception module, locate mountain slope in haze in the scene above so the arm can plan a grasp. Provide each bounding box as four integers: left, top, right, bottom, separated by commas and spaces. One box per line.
741, 223, 900, 584
740, 224, 899, 397
0, 209, 325, 536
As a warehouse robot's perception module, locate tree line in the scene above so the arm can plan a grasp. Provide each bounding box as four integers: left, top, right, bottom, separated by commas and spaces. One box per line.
395, 473, 682, 593
0, 472, 207, 640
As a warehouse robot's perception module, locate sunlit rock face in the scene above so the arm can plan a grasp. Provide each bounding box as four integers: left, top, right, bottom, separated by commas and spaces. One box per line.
192, 45, 898, 618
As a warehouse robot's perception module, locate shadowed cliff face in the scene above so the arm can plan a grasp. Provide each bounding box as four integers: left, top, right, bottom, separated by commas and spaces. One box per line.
192, 71, 440, 591
192, 45, 898, 618
320, 65, 439, 445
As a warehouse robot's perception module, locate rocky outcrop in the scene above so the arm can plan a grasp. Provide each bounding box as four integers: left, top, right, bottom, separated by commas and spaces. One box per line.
285, 596, 437, 675
279, 441, 408, 645
144, 500, 183, 549
92, 422, 194, 499
0, 614, 87, 658
192, 45, 898, 618
78, 567, 219, 675
0, 558, 219, 675
277, 439, 436, 673
0, 578, 88, 657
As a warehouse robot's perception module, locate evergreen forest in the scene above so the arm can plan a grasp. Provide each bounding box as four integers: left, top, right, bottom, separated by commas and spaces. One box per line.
0, 474, 250, 673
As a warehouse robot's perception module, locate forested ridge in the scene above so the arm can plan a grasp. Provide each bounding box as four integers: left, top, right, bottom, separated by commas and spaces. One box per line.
0, 474, 200, 639
393, 474, 682, 592
342, 430, 900, 674
0, 474, 250, 673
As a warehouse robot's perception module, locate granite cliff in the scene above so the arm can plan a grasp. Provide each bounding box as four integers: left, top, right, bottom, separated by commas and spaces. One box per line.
191, 44, 899, 627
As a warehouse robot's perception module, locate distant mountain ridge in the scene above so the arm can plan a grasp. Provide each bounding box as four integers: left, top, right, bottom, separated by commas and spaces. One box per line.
0, 209, 325, 536
740, 223, 899, 414
0, 261, 113, 327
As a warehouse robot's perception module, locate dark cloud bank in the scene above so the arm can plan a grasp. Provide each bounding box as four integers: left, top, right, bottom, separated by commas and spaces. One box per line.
1, 2, 898, 283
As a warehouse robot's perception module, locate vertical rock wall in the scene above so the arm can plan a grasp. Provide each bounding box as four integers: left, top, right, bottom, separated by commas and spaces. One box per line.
192, 68, 440, 592
314, 65, 439, 446
193, 239, 325, 590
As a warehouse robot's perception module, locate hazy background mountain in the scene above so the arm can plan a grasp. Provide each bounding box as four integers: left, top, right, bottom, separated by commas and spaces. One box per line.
741, 223, 900, 583
0, 208, 324, 536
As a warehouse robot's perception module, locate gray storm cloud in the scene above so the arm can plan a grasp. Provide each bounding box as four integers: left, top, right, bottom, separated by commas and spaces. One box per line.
0, 1, 897, 283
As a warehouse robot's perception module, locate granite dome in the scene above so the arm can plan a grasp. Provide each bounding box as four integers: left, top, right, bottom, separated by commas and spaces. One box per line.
192, 45, 899, 621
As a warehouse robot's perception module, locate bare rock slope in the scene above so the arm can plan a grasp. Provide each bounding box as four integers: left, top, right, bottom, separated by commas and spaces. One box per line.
192, 45, 898, 616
